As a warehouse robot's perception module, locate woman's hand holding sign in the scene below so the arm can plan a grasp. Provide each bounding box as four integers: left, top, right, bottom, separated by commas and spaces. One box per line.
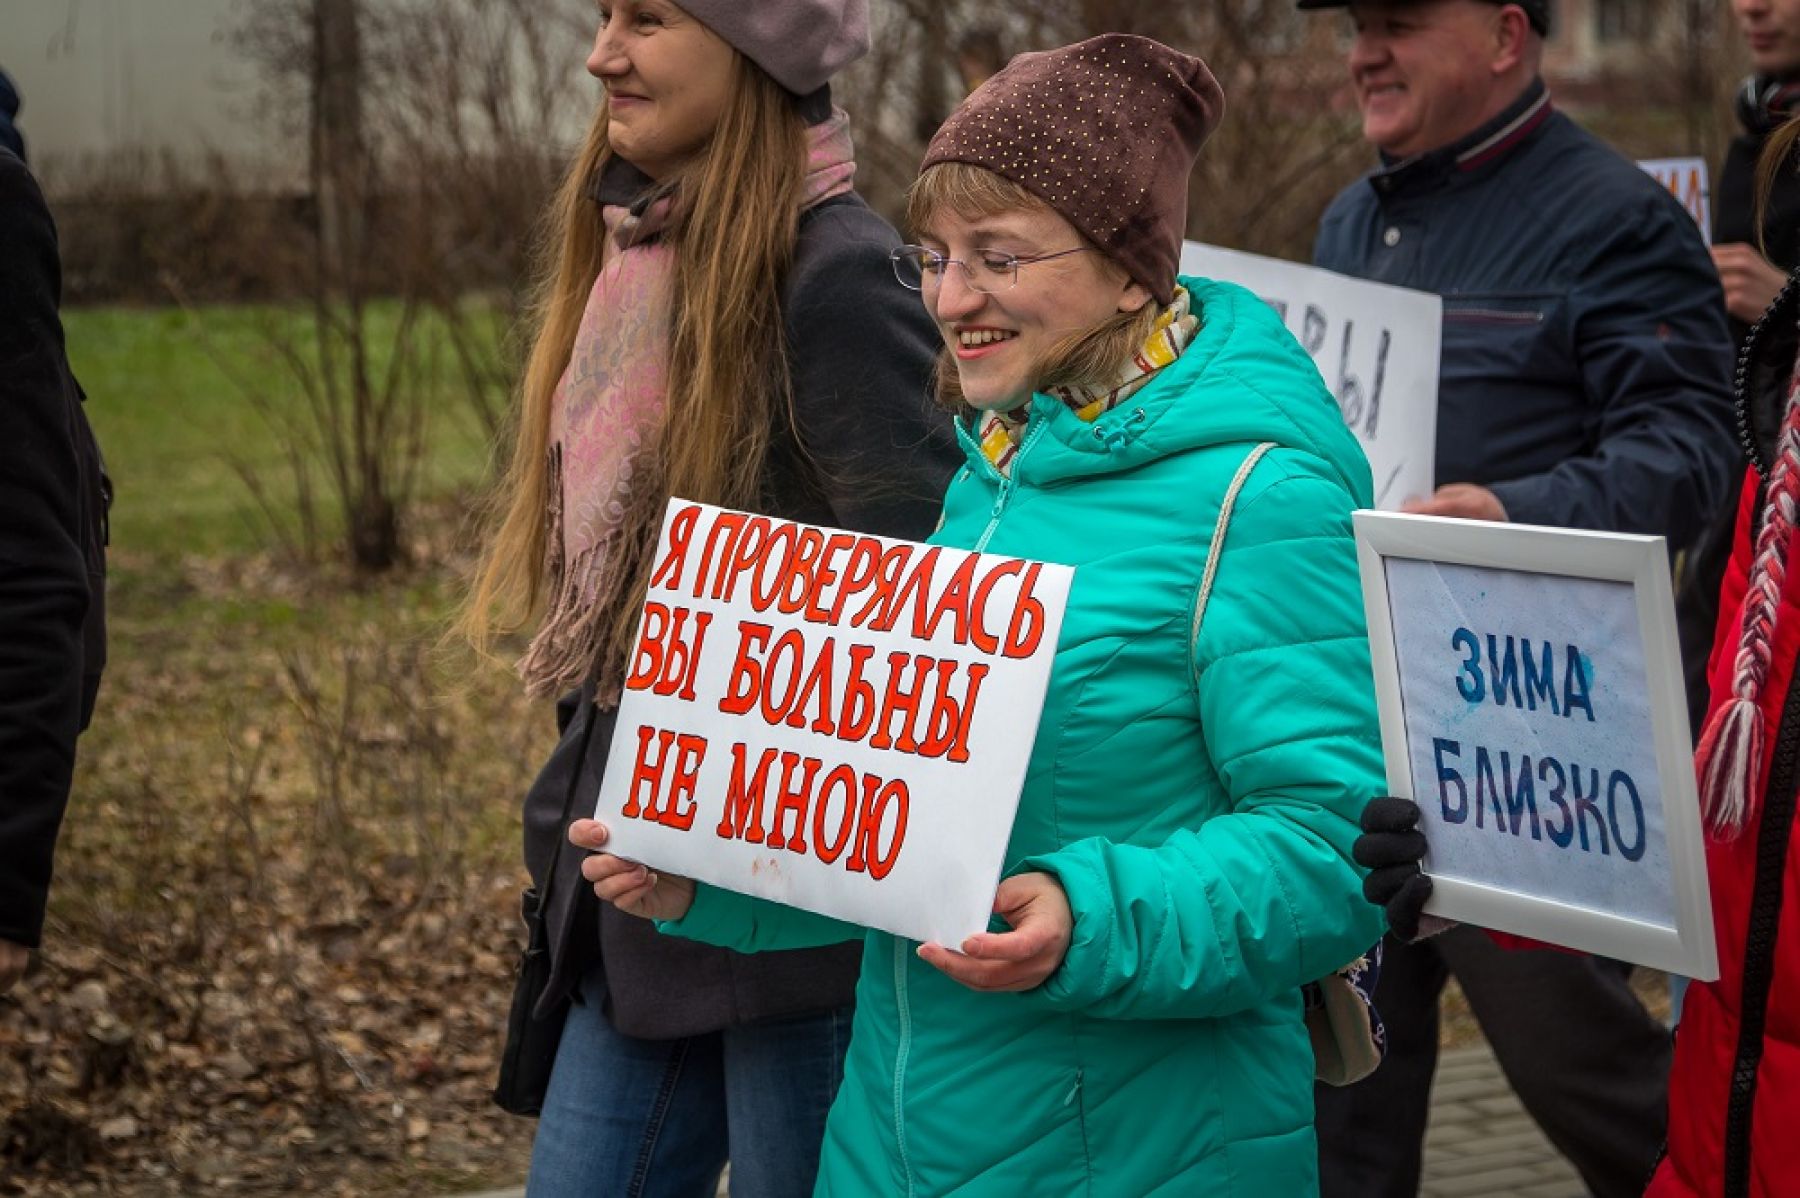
1356, 797, 1438, 942
918, 872, 1073, 992
572, 819, 696, 922
574, 807, 1071, 989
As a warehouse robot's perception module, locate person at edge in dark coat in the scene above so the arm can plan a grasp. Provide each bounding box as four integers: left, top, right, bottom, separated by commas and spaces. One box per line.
456, 1, 956, 1194
0, 144, 109, 994
0, 69, 25, 162
1294, 2, 1739, 1197
1359, 122, 1800, 1198
1678, 0, 1800, 751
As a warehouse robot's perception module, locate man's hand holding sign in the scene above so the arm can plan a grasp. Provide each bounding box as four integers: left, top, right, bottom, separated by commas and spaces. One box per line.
572, 499, 1074, 983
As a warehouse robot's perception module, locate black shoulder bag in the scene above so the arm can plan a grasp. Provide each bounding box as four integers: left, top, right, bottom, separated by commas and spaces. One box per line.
493, 699, 600, 1116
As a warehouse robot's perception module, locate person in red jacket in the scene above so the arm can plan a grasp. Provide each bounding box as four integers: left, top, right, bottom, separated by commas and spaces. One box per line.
1654, 171, 1800, 1198
1361, 117, 1800, 1198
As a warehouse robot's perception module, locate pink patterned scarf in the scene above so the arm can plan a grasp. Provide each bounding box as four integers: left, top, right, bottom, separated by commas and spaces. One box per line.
517, 112, 858, 702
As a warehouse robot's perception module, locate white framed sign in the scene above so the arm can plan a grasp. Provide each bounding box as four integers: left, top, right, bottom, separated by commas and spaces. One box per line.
1180, 241, 1441, 509
1354, 511, 1718, 979
593, 499, 1074, 946
1639, 157, 1712, 244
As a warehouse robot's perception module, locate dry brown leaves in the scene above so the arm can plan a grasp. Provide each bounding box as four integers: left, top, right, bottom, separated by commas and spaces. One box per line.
2, 538, 549, 1195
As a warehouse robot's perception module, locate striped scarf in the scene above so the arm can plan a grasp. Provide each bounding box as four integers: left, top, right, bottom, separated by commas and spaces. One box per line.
977, 286, 1198, 478
1696, 355, 1800, 838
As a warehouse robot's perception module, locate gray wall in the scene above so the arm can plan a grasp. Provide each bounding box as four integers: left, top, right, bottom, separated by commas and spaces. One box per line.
2, 0, 300, 193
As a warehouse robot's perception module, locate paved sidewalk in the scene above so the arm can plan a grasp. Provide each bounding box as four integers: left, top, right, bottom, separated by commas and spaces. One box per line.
458, 1040, 1583, 1198
1422, 1043, 1582, 1198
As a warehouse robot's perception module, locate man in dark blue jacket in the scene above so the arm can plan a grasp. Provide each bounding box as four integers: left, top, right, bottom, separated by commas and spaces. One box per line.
1297, 3, 1738, 1197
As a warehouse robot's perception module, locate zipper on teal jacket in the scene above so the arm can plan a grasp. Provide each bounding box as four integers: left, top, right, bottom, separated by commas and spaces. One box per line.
892, 937, 917, 1197
973, 418, 1048, 553
902, 415, 1046, 1191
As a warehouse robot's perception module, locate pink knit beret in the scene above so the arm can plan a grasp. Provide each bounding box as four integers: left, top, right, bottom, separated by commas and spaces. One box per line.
678, 0, 870, 97
921, 35, 1225, 305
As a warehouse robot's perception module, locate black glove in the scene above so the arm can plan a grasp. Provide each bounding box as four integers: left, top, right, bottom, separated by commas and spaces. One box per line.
1354, 797, 1433, 943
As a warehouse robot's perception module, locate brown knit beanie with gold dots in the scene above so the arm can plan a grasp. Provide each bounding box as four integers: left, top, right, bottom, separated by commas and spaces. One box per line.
920, 34, 1224, 305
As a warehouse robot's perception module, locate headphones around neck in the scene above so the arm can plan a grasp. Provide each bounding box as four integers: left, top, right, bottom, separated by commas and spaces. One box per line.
1737, 75, 1800, 136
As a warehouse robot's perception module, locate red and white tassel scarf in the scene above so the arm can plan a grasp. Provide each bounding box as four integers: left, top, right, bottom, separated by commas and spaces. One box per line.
1696, 362, 1800, 839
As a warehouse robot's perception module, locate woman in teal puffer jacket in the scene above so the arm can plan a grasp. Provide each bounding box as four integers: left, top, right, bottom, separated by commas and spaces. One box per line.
574, 35, 1387, 1196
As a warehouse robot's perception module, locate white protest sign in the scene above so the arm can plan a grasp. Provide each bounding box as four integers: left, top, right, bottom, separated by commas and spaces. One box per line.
593, 500, 1074, 947
1356, 511, 1718, 979
1639, 157, 1712, 244
1180, 241, 1441, 509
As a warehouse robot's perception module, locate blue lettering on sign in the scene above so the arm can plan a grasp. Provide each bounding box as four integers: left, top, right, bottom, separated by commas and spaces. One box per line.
1498, 749, 1540, 839
1451, 631, 1597, 721
1433, 737, 1469, 824
1564, 648, 1596, 722
1609, 770, 1647, 862
1487, 635, 1524, 708
1425, 740, 1644, 858
1521, 640, 1558, 714
1571, 764, 1609, 854
1473, 746, 1508, 829
1428, 629, 1641, 858
1453, 628, 1484, 702
1539, 757, 1574, 849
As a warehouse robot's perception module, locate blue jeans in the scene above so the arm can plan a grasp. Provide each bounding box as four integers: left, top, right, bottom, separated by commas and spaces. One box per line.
526, 972, 851, 1198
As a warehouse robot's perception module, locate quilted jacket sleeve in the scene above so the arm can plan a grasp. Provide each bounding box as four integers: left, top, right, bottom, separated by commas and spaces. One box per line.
1483, 190, 1735, 548
659, 881, 865, 953
1025, 458, 1386, 1020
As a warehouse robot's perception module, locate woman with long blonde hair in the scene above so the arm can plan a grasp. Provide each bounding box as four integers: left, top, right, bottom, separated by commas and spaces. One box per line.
463, 2, 954, 1193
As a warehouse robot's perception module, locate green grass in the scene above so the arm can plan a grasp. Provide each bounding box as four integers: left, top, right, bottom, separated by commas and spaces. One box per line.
64, 301, 504, 561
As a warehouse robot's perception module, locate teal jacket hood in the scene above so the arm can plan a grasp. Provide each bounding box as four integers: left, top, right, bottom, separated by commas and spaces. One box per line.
954, 274, 1375, 506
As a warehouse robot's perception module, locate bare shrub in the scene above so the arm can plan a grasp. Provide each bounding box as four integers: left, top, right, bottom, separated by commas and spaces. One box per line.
836, 0, 1364, 263
49, 150, 314, 305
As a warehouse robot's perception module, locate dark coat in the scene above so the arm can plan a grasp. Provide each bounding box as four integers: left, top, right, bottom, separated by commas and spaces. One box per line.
1717, 127, 1800, 339
521, 173, 958, 1038
1674, 115, 1800, 737
0, 147, 108, 949
1313, 79, 1737, 547
0, 70, 22, 163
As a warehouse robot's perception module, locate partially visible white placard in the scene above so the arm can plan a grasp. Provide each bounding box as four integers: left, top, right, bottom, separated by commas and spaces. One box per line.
1355, 511, 1718, 979
593, 500, 1074, 947
1639, 157, 1712, 244
1181, 241, 1441, 509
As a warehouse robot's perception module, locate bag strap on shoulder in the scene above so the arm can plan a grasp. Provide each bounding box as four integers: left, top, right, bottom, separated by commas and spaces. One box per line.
1189, 441, 1275, 677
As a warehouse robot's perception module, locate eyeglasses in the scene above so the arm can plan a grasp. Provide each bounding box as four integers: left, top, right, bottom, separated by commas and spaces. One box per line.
889, 245, 1094, 295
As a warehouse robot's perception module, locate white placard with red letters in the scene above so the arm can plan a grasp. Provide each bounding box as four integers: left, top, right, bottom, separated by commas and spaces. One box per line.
1639, 157, 1712, 244
593, 500, 1074, 946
